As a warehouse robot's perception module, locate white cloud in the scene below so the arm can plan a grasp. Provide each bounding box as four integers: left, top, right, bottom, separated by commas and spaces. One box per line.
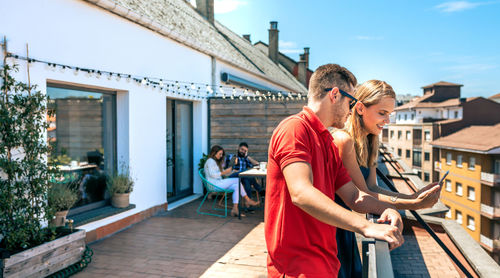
353, 35, 384, 41
279, 40, 297, 48
443, 63, 497, 72
214, 0, 247, 14
435, 1, 488, 12
280, 49, 303, 54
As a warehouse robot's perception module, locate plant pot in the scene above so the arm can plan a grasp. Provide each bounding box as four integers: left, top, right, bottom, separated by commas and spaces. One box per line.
50, 210, 69, 227
111, 193, 130, 208
1, 229, 86, 278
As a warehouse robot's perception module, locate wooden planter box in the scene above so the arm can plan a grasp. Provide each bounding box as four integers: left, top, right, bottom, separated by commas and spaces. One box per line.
1, 229, 86, 278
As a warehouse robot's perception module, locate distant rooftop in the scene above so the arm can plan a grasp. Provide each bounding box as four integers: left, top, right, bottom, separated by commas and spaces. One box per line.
394, 96, 476, 111
431, 123, 500, 153
422, 81, 463, 89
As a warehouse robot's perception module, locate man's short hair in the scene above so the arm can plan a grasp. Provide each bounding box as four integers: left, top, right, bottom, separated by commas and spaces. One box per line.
308, 64, 357, 101
239, 142, 248, 148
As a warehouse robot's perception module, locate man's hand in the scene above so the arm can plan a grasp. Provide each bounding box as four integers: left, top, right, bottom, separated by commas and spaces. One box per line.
412, 182, 441, 209
362, 222, 404, 250
377, 208, 403, 232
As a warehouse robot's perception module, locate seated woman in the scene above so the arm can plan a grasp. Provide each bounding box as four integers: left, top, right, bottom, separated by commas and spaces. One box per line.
332, 80, 442, 278
204, 145, 259, 216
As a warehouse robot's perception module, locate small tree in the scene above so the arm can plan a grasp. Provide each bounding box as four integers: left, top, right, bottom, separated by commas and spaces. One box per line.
0, 62, 56, 253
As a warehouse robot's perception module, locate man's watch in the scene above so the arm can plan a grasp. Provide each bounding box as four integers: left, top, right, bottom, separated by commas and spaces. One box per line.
390, 195, 398, 203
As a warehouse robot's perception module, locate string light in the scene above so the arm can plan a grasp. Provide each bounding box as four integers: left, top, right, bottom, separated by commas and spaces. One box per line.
6, 53, 306, 102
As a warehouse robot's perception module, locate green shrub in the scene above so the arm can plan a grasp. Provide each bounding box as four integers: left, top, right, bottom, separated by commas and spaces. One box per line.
0, 62, 58, 252
107, 172, 134, 194
47, 183, 78, 211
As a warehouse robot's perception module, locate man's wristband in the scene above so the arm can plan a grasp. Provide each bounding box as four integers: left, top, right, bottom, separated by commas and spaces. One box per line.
390, 195, 398, 203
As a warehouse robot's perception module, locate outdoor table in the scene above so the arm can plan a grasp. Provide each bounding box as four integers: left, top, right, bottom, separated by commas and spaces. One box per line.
238, 167, 267, 219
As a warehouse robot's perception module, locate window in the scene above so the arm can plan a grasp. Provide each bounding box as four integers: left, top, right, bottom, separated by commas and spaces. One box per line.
456, 182, 463, 196
398, 148, 402, 157
406, 150, 411, 158
456, 210, 462, 224
445, 206, 452, 218
406, 131, 411, 140
413, 150, 422, 167
454, 111, 459, 118
457, 155, 463, 168
495, 159, 500, 174
47, 85, 117, 213
467, 186, 475, 201
398, 114, 401, 121
469, 156, 476, 170
424, 130, 431, 141
424, 152, 430, 161
390, 130, 394, 138
411, 113, 414, 120
445, 180, 452, 192
446, 153, 452, 165
424, 172, 430, 182
398, 131, 402, 139
404, 114, 407, 121
467, 216, 475, 231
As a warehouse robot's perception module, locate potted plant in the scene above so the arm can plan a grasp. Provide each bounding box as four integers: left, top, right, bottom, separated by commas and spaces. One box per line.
47, 183, 78, 227
0, 58, 87, 277
107, 171, 134, 208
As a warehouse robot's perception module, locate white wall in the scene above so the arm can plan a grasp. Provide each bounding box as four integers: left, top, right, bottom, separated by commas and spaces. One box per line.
398, 107, 463, 124
1, 0, 212, 230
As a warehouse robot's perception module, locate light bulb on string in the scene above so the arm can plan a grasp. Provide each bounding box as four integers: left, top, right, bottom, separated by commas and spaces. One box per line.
141, 78, 147, 85
159, 79, 164, 87
191, 83, 195, 90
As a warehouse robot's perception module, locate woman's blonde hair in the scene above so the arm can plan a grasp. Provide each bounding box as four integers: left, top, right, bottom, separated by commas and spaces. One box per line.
345, 80, 395, 167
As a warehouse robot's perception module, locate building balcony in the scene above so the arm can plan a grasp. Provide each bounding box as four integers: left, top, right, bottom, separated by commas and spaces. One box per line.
480, 234, 500, 252
481, 203, 500, 219
481, 172, 500, 187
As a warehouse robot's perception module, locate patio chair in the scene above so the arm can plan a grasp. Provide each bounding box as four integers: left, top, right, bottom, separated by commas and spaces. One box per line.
197, 169, 234, 218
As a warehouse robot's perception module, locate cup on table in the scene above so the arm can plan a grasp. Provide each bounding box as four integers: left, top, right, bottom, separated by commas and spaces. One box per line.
259, 162, 267, 171
70, 160, 78, 168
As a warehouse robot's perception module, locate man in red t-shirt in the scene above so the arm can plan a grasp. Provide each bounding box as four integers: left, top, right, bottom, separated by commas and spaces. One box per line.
265, 64, 404, 278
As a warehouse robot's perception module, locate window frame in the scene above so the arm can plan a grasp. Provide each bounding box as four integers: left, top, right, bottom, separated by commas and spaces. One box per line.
467, 186, 475, 201
456, 182, 463, 196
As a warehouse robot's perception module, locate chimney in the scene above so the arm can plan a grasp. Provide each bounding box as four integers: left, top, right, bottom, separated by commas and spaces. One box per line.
243, 34, 251, 43
268, 21, 279, 63
303, 47, 310, 69
298, 56, 307, 87
196, 0, 214, 24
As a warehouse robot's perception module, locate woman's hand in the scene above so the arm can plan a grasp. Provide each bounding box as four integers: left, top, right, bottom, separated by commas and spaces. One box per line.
412, 182, 441, 209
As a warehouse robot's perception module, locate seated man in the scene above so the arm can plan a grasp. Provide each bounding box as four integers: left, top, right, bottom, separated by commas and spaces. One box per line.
226, 142, 263, 198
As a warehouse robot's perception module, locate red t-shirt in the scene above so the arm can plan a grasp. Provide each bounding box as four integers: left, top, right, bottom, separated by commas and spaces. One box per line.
265, 106, 352, 278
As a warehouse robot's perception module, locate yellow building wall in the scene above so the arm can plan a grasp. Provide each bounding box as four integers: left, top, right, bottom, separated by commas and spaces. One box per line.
438, 150, 488, 241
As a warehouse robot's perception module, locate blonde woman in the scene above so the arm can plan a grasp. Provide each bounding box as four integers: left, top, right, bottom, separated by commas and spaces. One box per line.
332, 80, 441, 278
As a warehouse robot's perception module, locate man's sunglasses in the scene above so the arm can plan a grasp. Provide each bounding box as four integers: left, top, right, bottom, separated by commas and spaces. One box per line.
324, 88, 358, 110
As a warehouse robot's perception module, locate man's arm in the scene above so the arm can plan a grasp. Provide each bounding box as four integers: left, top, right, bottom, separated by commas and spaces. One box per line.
247, 155, 258, 166
283, 161, 404, 249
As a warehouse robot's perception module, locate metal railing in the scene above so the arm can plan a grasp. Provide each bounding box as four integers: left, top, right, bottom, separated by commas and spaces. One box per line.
377, 148, 474, 278
362, 214, 394, 278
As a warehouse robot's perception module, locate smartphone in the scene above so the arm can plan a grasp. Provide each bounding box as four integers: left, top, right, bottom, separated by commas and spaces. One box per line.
438, 170, 450, 187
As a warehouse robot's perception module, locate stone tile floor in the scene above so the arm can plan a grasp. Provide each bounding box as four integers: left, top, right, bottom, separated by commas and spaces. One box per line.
73, 198, 267, 278
73, 198, 469, 278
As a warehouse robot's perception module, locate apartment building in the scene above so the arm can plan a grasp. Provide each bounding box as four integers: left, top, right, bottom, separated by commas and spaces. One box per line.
432, 124, 500, 263
385, 81, 500, 183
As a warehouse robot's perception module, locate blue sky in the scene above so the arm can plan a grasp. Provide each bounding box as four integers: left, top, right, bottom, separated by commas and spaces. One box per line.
201, 0, 500, 97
